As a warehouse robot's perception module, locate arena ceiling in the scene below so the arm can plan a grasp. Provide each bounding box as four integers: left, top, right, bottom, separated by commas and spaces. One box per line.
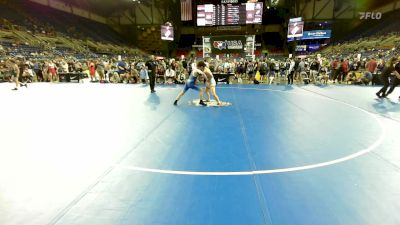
56, 0, 164, 16
38, 0, 400, 19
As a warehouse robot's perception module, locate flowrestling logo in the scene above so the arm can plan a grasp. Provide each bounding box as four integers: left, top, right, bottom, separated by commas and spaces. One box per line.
213, 40, 243, 50
359, 12, 382, 20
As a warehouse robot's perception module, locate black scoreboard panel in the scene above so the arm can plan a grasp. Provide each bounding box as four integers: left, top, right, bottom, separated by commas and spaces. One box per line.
197, 2, 263, 26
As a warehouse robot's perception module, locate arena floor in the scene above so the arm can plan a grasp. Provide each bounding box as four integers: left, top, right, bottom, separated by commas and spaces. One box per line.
1, 83, 400, 225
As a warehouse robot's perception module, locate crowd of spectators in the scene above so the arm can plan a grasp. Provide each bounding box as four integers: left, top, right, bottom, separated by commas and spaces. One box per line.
1, 48, 399, 89
0, 54, 190, 86
195, 49, 399, 86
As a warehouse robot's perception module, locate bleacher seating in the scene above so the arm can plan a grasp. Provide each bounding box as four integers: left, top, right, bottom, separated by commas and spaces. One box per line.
318, 9, 400, 59
339, 9, 400, 42
0, 0, 148, 58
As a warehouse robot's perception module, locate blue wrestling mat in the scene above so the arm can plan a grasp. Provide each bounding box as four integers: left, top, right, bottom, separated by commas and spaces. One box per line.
1, 83, 400, 225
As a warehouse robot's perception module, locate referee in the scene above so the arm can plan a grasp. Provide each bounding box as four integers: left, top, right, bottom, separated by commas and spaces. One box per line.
145, 55, 157, 93
384, 57, 400, 98
376, 57, 399, 98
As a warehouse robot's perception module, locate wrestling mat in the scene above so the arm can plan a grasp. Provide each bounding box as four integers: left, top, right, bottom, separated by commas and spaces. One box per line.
189, 99, 232, 107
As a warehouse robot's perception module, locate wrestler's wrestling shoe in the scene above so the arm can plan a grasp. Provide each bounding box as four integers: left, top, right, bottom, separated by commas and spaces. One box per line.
199, 100, 207, 106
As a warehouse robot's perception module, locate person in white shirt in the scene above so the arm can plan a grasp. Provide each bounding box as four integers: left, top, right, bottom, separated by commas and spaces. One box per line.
139, 65, 148, 84
165, 66, 176, 84
287, 59, 295, 85
61, 60, 69, 73
22, 65, 34, 82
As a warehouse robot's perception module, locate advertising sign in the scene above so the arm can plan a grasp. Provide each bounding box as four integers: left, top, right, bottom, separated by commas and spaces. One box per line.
210, 36, 246, 53
288, 30, 331, 41
308, 44, 320, 52
203, 36, 212, 58
302, 30, 331, 40
295, 45, 307, 52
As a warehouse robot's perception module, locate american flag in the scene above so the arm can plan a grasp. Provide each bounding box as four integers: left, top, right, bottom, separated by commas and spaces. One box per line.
181, 0, 193, 21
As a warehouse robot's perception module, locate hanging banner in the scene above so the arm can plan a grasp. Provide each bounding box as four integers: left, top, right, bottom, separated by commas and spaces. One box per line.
202, 35, 253, 58
288, 30, 331, 41
210, 36, 246, 54
203, 36, 212, 58
302, 30, 331, 40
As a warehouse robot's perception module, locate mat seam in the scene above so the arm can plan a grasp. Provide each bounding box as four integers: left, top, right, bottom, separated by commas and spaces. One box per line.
232, 88, 274, 225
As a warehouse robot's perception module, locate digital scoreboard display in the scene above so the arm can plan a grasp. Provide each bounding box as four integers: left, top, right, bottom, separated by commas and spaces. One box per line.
197, 2, 263, 26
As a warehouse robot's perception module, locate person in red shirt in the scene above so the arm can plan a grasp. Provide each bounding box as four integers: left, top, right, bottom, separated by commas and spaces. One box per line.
339, 59, 349, 83
47, 61, 58, 82
89, 61, 96, 82
331, 58, 339, 83
366, 57, 377, 73
363, 57, 377, 84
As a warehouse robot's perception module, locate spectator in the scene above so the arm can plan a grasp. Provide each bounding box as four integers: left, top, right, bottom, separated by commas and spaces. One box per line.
22, 65, 34, 83
287, 58, 295, 85
165, 66, 176, 84
128, 64, 139, 84
60, 60, 69, 73
331, 58, 340, 83
246, 60, 255, 84
96, 60, 105, 82
309, 58, 320, 83
117, 58, 128, 79
47, 60, 58, 82
139, 65, 148, 84
364, 57, 377, 84
340, 58, 350, 83
259, 60, 268, 82
89, 61, 96, 82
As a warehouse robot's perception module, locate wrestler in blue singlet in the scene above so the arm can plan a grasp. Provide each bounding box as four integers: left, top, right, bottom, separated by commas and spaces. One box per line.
174, 65, 207, 106
183, 68, 202, 92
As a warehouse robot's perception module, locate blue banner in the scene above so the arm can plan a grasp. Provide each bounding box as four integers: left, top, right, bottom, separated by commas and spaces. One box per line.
308, 44, 320, 52
287, 37, 295, 42
302, 30, 331, 40
287, 30, 331, 42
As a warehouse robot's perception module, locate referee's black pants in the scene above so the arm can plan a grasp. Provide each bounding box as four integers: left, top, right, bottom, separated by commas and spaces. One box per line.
149, 74, 155, 92
376, 74, 390, 97
287, 71, 294, 85
386, 77, 400, 96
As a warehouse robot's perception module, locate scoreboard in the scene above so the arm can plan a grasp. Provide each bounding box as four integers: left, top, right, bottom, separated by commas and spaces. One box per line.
197, 2, 263, 26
